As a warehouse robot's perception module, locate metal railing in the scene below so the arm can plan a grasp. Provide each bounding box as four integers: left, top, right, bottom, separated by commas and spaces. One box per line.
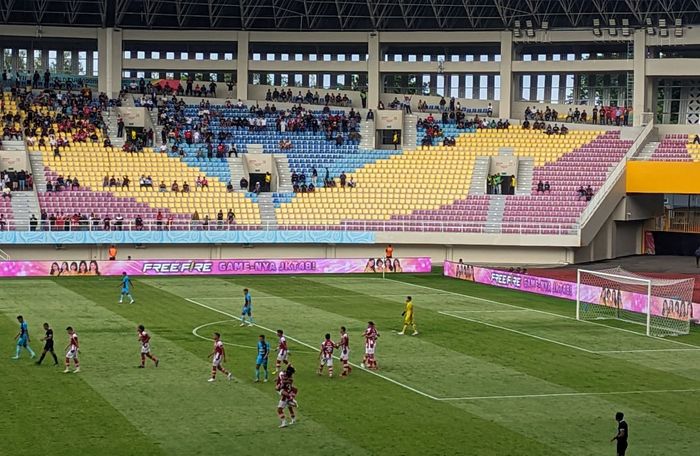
657, 209, 700, 234
578, 120, 655, 227
0, 219, 580, 235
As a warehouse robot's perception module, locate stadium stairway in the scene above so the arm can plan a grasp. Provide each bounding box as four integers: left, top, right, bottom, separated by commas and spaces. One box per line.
485, 195, 506, 233
105, 107, 125, 149
636, 141, 659, 160
256, 193, 278, 227
274, 155, 295, 192
28, 152, 47, 190
10, 191, 40, 230
516, 158, 534, 195
227, 157, 247, 191
468, 157, 490, 194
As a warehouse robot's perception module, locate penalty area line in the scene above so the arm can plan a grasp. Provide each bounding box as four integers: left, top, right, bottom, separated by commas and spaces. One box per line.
184, 298, 440, 401
438, 311, 597, 354
388, 278, 700, 350
435, 388, 700, 401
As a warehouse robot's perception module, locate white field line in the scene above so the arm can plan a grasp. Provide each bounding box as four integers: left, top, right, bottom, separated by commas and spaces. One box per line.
191, 319, 257, 349
198, 293, 450, 301
595, 348, 700, 353
184, 298, 440, 401
436, 388, 700, 401
388, 278, 700, 350
438, 311, 597, 354
441, 309, 535, 314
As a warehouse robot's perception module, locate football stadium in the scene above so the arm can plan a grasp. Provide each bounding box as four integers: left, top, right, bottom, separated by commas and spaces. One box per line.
2, 1, 700, 455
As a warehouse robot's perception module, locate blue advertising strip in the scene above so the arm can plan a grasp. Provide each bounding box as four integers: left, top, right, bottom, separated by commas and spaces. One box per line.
0, 230, 375, 245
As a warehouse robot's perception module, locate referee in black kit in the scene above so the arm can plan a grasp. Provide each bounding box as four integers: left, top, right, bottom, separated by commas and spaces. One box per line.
611, 411, 629, 455
35, 322, 59, 365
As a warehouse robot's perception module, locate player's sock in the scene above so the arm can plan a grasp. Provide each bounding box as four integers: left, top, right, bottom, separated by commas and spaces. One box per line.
263, 365, 268, 381
255, 367, 260, 381
328, 366, 334, 377
14, 345, 21, 358
128, 294, 134, 303
27, 346, 36, 357
210, 366, 217, 379
51, 352, 58, 364
37, 352, 46, 364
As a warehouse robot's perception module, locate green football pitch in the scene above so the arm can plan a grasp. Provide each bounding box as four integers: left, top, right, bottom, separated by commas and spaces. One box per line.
2, 272, 700, 456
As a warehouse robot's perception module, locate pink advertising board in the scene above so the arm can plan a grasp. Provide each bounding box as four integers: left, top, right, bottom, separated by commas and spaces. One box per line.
0, 257, 431, 277
443, 261, 698, 321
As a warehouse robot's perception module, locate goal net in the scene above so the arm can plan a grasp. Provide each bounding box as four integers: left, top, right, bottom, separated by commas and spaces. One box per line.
576, 267, 694, 337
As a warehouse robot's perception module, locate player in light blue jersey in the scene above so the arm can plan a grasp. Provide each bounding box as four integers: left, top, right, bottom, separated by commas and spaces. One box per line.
12, 315, 36, 359
119, 272, 135, 304
240, 288, 254, 326
255, 334, 270, 383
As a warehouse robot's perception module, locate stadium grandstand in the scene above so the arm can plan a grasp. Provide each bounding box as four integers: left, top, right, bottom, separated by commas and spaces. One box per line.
2, 3, 700, 454
0, 1, 698, 263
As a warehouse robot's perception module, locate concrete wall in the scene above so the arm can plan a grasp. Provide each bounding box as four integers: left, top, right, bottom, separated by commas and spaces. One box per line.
1, 243, 571, 266
0, 150, 29, 171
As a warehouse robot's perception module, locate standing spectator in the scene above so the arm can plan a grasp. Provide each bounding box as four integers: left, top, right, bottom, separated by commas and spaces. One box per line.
108, 244, 118, 260
339, 172, 347, 187
695, 246, 700, 268
392, 131, 400, 150
29, 214, 38, 231
264, 172, 272, 192
117, 117, 125, 137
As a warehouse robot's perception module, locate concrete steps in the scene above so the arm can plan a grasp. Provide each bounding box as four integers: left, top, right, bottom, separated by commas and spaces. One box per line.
256, 193, 278, 227
468, 157, 491, 195
516, 158, 534, 195
227, 157, 247, 192
28, 152, 47, 190
10, 191, 41, 230
273, 155, 294, 193
636, 141, 659, 160
484, 195, 506, 234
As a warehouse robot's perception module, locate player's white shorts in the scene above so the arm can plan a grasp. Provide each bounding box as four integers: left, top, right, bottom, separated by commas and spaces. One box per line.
320, 356, 333, 367
212, 354, 222, 367
364, 344, 375, 355
140, 343, 151, 354
277, 350, 289, 362
277, 399, 297, 409
66, 348, 78, 359
340, 348, 350, 361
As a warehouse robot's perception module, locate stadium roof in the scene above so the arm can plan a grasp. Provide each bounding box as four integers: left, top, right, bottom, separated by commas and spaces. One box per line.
2, 0, 700, 32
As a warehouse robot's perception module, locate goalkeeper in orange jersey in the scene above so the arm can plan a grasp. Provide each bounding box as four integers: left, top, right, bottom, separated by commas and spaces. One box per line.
397, 296, 418, 336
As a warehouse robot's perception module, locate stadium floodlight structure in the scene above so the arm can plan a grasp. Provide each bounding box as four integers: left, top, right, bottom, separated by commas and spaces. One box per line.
576, 267, 694, 338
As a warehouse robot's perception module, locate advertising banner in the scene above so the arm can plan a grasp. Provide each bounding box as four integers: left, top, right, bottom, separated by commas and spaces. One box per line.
0, 257, 431, 277
443, 261, 698, 321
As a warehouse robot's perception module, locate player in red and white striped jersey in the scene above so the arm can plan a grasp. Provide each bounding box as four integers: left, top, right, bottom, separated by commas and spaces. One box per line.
338, 326, 352, 376
63, 326, 80, 373
361, 321, 379, 370
317, 333, 335, 377
208, 332, 232, 382
276, 365, 297, 428
273, 329, 289, 374
137, 325, 159, 368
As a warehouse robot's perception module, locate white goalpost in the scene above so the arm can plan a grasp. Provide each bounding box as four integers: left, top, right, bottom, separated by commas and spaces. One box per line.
576, 267, 694, 337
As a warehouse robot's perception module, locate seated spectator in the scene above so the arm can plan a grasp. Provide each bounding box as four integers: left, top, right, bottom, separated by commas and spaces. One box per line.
103, 175, 109, 187
560, 125, 569, 135
694, 135, 700, 145
347, 177, 356, 188
240, 177, 248, 190
585, 185, 594, 201
279, 138, 292, 150
182, 182, 190, 193
159, 181, 167, 192
201, 176, 208, 188
2, 186, 11, 199
544, 181, 551, 193
226, 181, 234, 192
46, 180, 54, 192
134, 215, 144, 231
577, 185, 586, 200
196, 176, 203, 188
171, 180, 179, 192
536, 180, 544, 194
307, 183, 315, 192
109, 176, 117, 187
522, 119, 530, 129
